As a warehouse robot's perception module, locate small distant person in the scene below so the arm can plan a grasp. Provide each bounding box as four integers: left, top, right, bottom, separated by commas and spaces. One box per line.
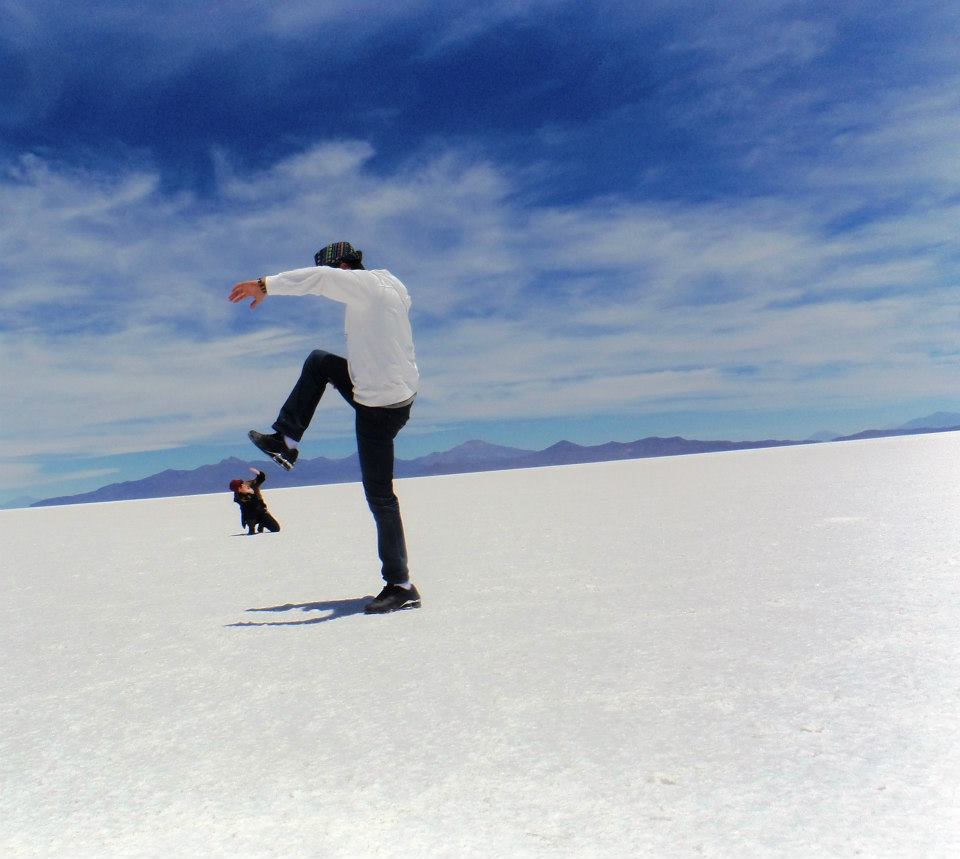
227, 241, 421, 614
230, 468, 281, 535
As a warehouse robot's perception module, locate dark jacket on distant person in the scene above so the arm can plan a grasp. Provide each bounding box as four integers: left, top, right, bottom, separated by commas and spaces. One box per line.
232, 470, 281, 535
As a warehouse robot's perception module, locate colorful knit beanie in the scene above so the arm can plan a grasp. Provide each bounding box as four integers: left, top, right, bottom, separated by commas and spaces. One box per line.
314, 241, 363, 268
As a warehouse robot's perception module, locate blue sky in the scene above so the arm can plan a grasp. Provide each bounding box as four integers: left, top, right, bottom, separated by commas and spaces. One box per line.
2, 0, 959, 505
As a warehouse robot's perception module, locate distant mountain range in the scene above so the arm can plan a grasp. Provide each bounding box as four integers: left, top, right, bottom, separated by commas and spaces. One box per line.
26, 412, 960, 508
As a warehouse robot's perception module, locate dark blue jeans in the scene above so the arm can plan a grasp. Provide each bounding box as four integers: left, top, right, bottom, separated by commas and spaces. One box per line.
273, 350, 412, 584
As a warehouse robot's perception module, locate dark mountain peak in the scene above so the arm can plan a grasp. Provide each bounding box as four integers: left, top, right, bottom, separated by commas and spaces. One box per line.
456, 439, 494, 450
217, 456, 252, 467
449, 439, 530, 458
896, 412, 960, 431
397, 439, 531, 477
409, 439, 531, 468
543, 440, 585, 453
806, 430, 841, 442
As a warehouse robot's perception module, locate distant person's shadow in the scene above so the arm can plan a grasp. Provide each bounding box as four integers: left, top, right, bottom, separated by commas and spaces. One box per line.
227, 597, 371, 627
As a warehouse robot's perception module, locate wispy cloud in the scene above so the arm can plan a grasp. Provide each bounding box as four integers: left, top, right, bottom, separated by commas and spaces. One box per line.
4, 138, 956, 459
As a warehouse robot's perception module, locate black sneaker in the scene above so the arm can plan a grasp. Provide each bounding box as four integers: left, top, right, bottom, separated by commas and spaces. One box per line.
364, 583, 421, 614
248, 430, 299, 470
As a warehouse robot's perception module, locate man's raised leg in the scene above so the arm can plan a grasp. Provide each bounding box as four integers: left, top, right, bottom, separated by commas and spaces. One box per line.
249, 350, 353, 469
273, 350, 353, 441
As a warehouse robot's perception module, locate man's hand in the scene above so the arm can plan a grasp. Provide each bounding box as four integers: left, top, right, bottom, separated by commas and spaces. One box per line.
228, 279, 266, 309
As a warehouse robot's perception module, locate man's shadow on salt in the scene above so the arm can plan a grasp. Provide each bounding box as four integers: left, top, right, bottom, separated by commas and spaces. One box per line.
227, 597, 370, 627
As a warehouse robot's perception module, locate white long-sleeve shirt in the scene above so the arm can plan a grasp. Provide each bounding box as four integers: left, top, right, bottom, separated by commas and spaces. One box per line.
265, 266, 420, 408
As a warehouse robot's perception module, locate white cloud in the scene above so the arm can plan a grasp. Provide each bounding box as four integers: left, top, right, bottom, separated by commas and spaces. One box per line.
806, 84, 960, 196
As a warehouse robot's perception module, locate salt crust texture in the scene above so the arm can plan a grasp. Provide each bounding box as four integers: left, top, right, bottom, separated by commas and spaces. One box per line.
2, 432, 958, 857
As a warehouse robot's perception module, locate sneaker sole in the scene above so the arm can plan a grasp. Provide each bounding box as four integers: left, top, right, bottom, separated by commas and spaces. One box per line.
248, 431, 296, 471
364, 599, 421, 615
268, 452, 295, 471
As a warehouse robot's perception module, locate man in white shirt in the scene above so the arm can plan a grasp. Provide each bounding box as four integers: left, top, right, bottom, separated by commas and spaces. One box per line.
228, 241, 421, 614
